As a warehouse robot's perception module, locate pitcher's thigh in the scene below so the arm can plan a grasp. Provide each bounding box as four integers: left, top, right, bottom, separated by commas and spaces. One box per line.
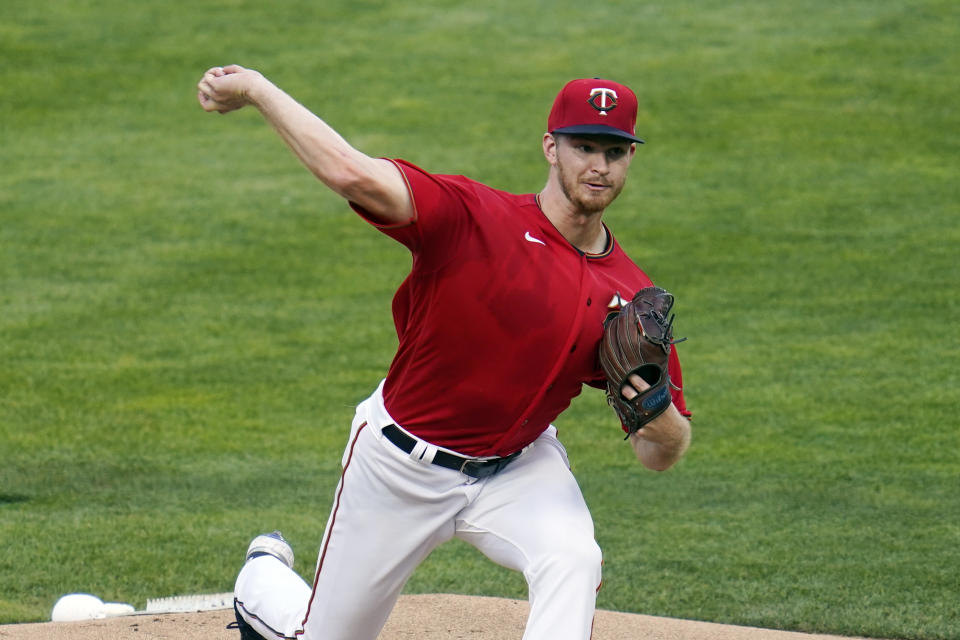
455, 433, 600, 575
302, 424, 468, 639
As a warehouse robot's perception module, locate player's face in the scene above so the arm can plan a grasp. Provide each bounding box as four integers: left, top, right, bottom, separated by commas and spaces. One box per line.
553, 135, 635, 213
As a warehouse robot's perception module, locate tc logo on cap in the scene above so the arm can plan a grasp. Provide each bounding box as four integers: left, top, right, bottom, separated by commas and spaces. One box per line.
588, 88, 618, 116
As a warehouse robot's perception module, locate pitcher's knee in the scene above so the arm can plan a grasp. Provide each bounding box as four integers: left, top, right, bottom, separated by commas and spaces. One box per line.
530, 536, 602, 585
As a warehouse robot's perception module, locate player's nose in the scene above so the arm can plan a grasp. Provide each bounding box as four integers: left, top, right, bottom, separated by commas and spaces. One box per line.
588, 152, 611, 174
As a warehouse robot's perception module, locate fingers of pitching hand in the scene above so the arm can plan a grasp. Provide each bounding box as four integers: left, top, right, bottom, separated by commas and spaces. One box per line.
197, 73, 238, 113
196, 78, 219, 111
197, 66, 229, 101
198, 72, 216, 90
197, 93, 227, 113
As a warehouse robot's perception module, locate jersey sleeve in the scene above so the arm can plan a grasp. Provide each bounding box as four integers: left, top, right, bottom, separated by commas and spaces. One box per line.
667, 346, 691, 418
350, 159, 475, 269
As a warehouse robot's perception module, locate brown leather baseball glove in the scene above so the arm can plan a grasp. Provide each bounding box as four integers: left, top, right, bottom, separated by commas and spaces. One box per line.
598, 287, 685, 436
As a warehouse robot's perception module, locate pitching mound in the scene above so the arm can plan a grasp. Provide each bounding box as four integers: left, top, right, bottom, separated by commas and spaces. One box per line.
0, 593, 873, 640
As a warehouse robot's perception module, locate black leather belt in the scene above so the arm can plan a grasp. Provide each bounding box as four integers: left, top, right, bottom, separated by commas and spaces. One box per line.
381, 424, 521, 479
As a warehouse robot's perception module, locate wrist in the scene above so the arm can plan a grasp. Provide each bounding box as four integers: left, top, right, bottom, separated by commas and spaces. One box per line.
243, 72, 274, 108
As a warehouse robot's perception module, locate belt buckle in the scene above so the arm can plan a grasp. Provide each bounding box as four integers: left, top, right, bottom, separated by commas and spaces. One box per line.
459, 458, 492, 479
460, 456, 511, 479
459, 459, 482, 478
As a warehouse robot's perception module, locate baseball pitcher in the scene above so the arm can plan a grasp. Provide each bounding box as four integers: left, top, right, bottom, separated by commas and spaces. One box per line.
197, 68, 692, 640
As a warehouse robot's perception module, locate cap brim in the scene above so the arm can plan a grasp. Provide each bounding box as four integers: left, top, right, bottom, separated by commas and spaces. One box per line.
551, 125, 644, 144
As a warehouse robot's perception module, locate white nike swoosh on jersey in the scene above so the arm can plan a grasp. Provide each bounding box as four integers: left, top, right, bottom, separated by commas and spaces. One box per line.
524, 231, 546, 246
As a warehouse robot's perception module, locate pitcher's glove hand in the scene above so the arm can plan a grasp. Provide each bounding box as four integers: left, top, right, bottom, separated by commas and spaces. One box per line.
599, 287, 685, 437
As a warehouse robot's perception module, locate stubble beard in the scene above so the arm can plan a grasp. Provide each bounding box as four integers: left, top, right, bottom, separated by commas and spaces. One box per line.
556, 160, 624, 215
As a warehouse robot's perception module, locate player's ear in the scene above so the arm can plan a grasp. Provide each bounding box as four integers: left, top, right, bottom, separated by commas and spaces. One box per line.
543, 133, 558, 165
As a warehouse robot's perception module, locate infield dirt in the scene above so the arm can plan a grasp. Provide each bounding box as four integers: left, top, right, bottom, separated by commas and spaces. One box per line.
0, 593, 878, 640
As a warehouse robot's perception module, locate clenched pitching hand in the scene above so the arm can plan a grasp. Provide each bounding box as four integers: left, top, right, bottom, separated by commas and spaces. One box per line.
197, 64, 263, 114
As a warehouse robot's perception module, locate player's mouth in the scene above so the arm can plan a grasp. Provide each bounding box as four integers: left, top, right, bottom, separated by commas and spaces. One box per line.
584, 181, 611, 191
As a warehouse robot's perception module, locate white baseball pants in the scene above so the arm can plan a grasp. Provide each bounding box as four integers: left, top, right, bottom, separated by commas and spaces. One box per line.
235, 382, 602, 640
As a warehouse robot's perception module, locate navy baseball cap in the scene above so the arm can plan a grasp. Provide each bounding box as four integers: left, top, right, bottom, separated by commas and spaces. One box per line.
548, 78, 644, 144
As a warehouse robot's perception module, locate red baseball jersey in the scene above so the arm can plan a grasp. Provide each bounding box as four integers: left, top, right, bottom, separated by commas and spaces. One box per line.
353, 159, 689, 456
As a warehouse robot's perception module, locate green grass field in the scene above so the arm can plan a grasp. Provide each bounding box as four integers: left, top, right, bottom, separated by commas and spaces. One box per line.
2, 1, 958, 638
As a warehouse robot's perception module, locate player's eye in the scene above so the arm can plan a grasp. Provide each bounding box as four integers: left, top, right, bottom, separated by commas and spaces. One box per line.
606, 147, 627, 161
